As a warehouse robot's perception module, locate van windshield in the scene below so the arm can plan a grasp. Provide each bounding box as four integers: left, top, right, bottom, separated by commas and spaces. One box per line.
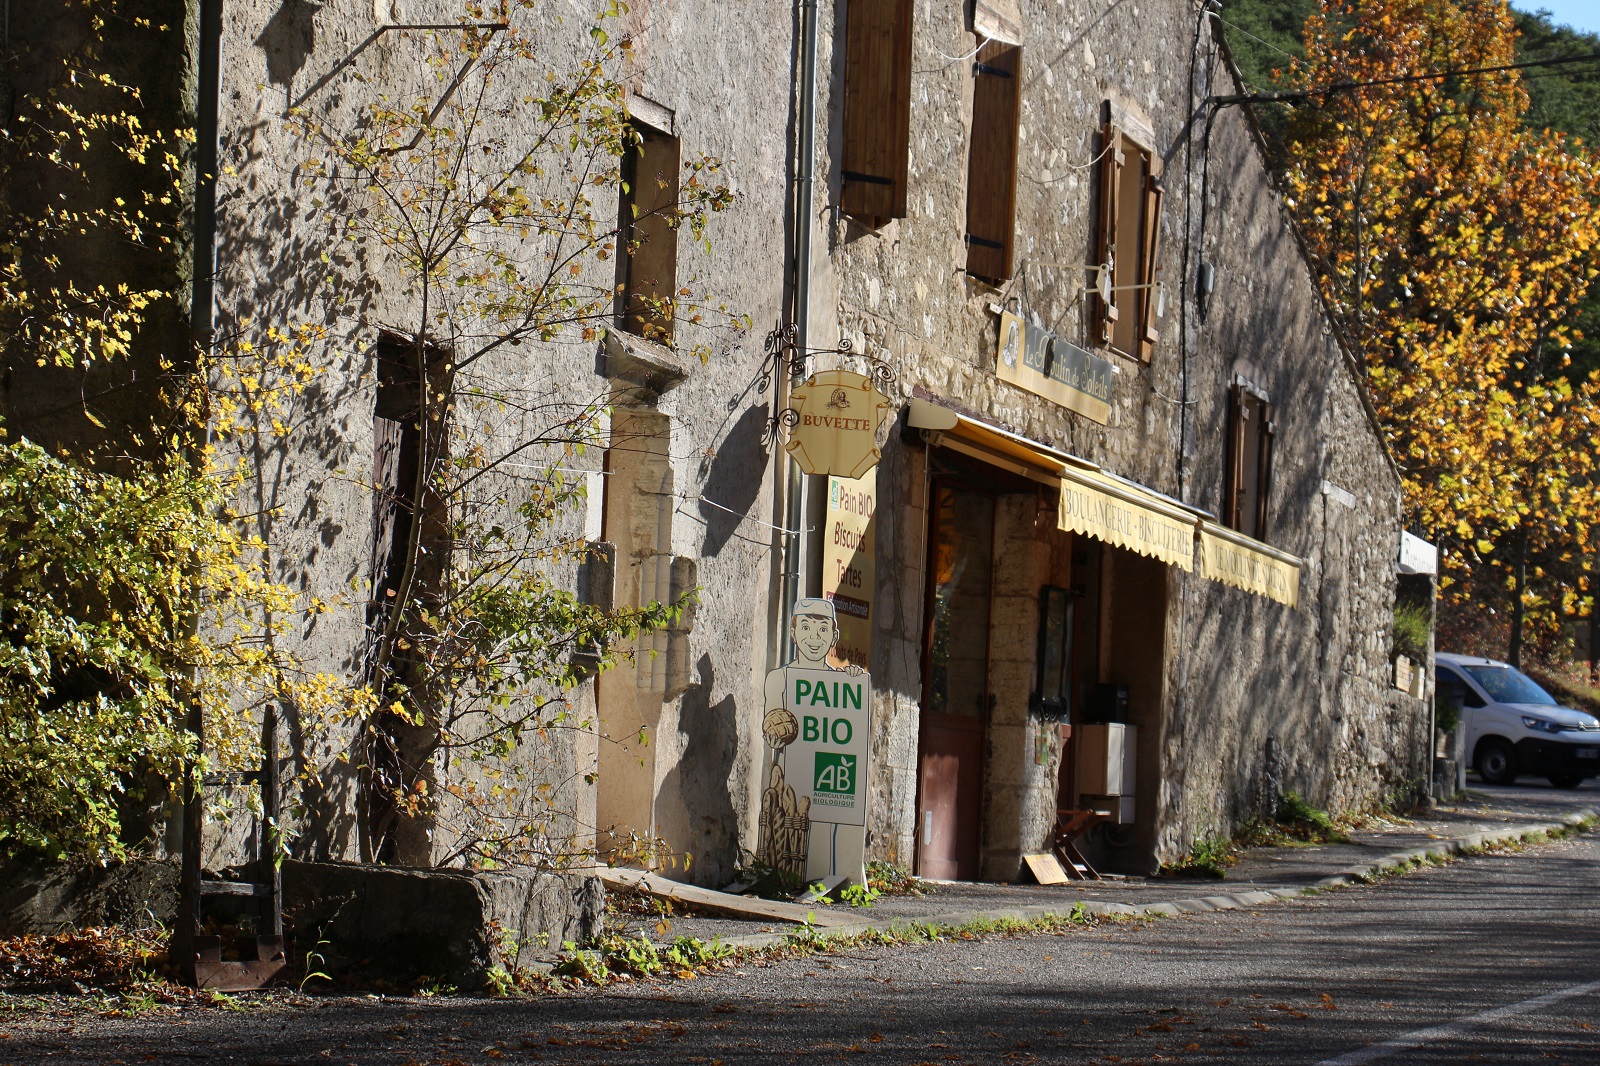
1461, 664, 1556, 706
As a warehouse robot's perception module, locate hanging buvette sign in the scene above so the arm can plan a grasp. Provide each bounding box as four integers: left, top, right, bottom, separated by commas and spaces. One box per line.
784, 369, 892, 479
758, 598, 872, 884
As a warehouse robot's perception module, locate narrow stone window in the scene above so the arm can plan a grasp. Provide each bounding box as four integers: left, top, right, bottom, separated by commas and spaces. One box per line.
964, 40, 1021, 282
618, 121, 681, 345
838, 0, 914, 224
1223, 381, 1276, 542
1090, 106, 1164, 362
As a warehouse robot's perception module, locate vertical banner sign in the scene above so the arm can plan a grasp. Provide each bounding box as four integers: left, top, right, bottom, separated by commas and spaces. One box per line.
759, 599, 872, 884
823, 471, 876, 670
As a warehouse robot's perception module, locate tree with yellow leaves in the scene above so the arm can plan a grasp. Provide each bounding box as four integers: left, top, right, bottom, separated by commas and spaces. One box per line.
1283, 0, 1600, 663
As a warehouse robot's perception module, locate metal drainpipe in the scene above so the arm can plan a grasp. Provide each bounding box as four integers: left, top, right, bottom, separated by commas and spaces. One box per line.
778, 0, 819, 657
192, 0, 223, 339
176, 0, 224, 975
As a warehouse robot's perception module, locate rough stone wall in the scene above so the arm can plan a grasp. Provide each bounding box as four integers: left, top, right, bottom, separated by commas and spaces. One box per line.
865, 432, 928, 867
200, 0, 796, 878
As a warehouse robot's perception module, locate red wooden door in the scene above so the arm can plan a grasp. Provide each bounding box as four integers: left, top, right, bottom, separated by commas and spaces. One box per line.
915, 484, 994, 881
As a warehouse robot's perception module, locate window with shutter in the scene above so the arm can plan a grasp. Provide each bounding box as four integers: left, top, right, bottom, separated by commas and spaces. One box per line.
964, 40, 1021, 283
1223, 381, 1276, 542
619, 122, 681, 344
1091, 105, 1165, 361
840, 0, 914, 223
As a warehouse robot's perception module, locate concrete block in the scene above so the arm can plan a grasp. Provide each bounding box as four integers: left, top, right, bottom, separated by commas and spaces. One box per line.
281, 860, 601, 986
0, 857, 178, 936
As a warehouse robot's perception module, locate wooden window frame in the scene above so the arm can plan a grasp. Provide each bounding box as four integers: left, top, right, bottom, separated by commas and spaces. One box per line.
839, 0, 914, 224
1090, 106, 1164, 362
1223, 380, 1276, 543
618, 121, 681, 345
964, 39, 1022, 283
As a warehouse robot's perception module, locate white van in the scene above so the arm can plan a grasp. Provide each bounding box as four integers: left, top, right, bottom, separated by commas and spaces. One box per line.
1436, 652, 1600, 789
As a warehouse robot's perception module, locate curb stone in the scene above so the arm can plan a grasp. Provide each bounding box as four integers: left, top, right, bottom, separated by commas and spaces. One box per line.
696, 807, 1598, 955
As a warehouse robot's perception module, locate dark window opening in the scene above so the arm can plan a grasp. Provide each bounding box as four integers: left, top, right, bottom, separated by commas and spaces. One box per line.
618, 122, 681, 344
1090, 109, 1164, 362
1223, 382, 1275, 542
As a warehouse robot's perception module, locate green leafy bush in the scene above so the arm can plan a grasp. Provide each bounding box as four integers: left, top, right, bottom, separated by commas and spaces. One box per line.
1392, 601, 1432, 661
866, 859, 930, 897
1274, 792, 1347, 843
1435, 687, 1463, 734
0, 438, 341, 860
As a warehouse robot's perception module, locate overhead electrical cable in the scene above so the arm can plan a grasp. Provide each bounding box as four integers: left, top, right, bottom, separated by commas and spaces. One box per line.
1214, 49, 1600, 106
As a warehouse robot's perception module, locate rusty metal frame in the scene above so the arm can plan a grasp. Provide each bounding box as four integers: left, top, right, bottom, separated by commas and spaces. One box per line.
176, 706, 287, 990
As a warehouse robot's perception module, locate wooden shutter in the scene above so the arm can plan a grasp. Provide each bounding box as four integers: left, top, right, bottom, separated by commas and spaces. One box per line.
1254, 405, 1276, 543
840, 0, 913, 222
1090, 121, 1124, 345
964, 41, 1021, 282
1223, 383, 1245, 531
1136, 162, 1165, 363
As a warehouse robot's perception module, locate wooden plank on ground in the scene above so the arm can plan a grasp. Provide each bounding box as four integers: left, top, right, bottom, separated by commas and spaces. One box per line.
1023, 852, 1071, 885
602, 867, 861, 927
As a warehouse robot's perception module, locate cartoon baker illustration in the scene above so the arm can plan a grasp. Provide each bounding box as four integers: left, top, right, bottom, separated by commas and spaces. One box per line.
762, 597, 863, 753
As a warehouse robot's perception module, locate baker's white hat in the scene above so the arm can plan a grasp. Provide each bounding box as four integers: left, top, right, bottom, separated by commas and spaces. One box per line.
792, 597, 836, 621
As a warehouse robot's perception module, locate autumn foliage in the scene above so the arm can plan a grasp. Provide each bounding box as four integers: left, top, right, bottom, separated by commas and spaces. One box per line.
1283, 0, 1600, 660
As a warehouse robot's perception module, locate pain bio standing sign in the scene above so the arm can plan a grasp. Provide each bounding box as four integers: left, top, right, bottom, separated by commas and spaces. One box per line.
758, 599, 872, 884
781, 668, 869, 827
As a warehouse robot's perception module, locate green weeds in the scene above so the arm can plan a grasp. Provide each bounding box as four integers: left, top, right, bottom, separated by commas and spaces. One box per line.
550, 932, 735, 987
1161, 834, 1236, 879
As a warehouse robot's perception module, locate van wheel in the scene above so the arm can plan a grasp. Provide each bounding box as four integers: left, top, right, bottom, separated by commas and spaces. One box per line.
1478, 739, 1518, 785
1549, 774, 1584, 790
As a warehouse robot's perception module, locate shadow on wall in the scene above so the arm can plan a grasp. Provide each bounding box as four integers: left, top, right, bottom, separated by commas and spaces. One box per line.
697, 404, 770, 557
258, 0, 322, 96
661, 654, 740, 885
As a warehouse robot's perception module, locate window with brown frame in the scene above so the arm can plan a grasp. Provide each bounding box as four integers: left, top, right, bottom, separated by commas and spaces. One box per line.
839, 0, 914, 224
618, 121, 681, 344
964, 40, 1021, 282
1223, 382, 1276, 542
1089, 107, 1164, 362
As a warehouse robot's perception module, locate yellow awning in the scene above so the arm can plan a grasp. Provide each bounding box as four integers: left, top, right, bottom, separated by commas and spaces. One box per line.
1198, 521, 1302, 608
1057, 466, 1198, 572
907, 399, 1198, 571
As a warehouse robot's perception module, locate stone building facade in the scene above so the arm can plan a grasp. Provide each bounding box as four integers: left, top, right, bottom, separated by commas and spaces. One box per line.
6, 0, 1422, 896
801, 0, 1421, 877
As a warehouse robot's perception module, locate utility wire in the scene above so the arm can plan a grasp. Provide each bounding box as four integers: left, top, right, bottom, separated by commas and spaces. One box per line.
1215, 49, 1600, 105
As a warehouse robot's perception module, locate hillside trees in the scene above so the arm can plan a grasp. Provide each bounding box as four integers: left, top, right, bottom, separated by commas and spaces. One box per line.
1279, 0, 1600, 662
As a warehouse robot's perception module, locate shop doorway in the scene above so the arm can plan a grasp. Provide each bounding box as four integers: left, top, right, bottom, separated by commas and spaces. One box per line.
915, 481, 995, 880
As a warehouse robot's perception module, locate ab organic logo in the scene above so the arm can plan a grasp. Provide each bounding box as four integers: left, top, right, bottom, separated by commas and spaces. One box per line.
814, 752, 857, 797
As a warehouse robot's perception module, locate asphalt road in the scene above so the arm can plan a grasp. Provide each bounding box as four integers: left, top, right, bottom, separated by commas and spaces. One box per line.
5, 830, 1598, 1066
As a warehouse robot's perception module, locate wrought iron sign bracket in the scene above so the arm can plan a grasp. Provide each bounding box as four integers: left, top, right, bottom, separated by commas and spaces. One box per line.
752, 318, 897, 446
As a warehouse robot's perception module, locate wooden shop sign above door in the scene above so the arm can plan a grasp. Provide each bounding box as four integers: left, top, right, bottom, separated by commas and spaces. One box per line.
996, 310, 1113, 425
784, 369, 892, 479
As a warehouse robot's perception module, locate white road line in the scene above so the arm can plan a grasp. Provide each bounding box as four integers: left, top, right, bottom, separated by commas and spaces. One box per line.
1314, 977, 1600, 1065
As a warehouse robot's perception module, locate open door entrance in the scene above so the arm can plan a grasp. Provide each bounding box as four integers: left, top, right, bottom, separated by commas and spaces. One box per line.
915, 482, 995, 880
